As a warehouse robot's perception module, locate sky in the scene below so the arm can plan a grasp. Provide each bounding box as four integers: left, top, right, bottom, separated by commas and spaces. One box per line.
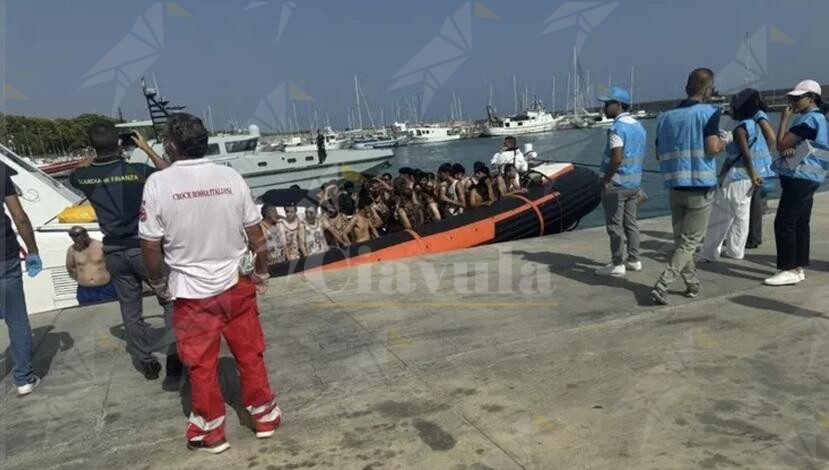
2, 0, 828, 130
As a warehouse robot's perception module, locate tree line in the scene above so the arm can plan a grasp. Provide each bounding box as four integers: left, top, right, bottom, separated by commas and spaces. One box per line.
0, 113, 117, 159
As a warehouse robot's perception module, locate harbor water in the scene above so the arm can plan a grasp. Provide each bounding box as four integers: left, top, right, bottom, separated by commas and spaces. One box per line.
390, 113, 785, 230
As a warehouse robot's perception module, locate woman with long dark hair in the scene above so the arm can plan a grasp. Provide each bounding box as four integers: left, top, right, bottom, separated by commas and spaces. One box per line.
698, 88, 774, 262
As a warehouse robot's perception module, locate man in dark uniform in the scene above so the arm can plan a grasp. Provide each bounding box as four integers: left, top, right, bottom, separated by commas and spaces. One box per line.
69, 121, 181, 383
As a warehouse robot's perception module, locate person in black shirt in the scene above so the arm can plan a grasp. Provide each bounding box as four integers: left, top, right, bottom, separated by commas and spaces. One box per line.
1, 163, 43, 395
69, 121, 181, 384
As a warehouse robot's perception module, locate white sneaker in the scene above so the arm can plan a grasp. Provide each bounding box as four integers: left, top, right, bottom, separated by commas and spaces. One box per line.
17, 375, 41, 396
797, 268, 806, 282
625, 261, 643, 272
595, 264, 626, 277
764, 270, 802, 286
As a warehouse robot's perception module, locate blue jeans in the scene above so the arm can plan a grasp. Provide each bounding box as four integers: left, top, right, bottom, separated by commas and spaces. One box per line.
0, 258, 34, 386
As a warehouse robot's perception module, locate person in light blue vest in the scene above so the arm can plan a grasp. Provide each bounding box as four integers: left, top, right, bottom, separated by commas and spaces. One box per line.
765, 80, 829, 286
698, 89, 774, 263
651, 68, 726, 305
594, 86, 647, 277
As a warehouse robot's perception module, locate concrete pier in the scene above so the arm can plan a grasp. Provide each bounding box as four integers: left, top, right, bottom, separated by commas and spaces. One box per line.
2, 193, 829, 470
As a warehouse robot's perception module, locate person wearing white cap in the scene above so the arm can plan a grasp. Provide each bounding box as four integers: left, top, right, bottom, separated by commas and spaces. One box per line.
765, 80, 829, 286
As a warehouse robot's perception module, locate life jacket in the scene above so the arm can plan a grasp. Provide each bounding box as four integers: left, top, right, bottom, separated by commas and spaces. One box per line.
723, 119, 774, 181
656, 103, 720, 188
773, 109, 829, 183
600, 114, 647, 189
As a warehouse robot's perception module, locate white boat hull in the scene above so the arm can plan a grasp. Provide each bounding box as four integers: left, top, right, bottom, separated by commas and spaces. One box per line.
408, 135, 462, 145
239, 151, 394, 197
484, 120, 562, 136
130, 146, 394, 198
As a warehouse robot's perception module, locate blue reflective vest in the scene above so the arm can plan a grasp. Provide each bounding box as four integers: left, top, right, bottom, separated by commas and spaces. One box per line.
773, 109, 829, 183
725, 119, 774, 180
600, 114, 647, 189
656, 103, 720, 188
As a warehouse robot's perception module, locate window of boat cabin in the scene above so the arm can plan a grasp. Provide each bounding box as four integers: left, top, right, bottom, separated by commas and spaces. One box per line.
224, 138, 258, 154
206, 143, 221, 156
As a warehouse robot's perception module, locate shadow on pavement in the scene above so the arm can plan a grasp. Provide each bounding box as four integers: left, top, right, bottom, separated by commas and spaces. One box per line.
0, 326, 74, 382
730, 295, 826, 319
513, 250, 654, 306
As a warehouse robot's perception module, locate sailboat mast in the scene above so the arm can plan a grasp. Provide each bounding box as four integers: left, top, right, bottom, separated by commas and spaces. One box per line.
513, 75, 518, 114
552, 76, 556, 113
354, 75, 364, 130
572, 47, 578, 114
744, 32, 750, 87
630, 67, 635, 109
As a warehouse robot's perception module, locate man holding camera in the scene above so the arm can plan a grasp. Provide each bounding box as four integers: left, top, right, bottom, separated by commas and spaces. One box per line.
69, 121, 181, 383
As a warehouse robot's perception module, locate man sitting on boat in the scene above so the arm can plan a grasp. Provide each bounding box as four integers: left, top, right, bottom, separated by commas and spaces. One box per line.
438, 163, 466, 217
65, 226, 118, 305
491, 136, 529, 173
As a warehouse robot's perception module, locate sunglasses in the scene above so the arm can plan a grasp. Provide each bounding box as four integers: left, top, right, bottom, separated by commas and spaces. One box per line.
787, 94, 808, 102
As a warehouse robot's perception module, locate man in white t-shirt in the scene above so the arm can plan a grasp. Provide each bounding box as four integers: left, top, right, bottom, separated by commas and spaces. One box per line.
139, 113, 280, 454
490, 136, 529, 173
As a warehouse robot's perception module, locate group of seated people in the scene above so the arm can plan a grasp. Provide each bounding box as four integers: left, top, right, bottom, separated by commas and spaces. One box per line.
259, 159, 530, 265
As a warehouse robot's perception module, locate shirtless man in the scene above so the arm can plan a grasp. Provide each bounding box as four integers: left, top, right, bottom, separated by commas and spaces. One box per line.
496, 163, 525, 197
65, 226, 118, 305
452, 163, 473, 208
438, 163, 465, 217
319, 203, 352, 247
346, 196, 379, 243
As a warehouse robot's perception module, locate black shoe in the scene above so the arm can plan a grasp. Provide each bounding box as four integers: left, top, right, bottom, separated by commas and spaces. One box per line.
684, 284, 700, 298
166, 354, 183, 377
650, 287, 669, 306
745, 243, 760, 250
139, 360, 162, 380
187, 438, 231, 454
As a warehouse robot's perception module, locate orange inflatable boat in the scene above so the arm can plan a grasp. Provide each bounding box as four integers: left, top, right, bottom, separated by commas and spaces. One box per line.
268, 162, 601, 277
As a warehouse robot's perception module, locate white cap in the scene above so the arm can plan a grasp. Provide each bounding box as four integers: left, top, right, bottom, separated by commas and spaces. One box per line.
523, 143, 533, 153
787, 80, 822, 97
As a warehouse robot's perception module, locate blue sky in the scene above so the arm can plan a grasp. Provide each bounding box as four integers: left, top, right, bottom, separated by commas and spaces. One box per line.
3, 0, 827, 129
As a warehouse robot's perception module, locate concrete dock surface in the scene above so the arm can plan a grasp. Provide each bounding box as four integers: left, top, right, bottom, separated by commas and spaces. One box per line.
2, 193, 829, 470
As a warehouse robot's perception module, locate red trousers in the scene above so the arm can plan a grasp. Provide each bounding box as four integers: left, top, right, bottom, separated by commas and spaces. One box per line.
174, 277, 279, 444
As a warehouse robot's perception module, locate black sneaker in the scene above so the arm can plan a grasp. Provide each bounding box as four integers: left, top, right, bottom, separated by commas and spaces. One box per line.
650, 287, 669, 306
187, 439, 231, 454
684, 285, 700, 298
166, 354, 183, 376
140, 360, 162, 380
